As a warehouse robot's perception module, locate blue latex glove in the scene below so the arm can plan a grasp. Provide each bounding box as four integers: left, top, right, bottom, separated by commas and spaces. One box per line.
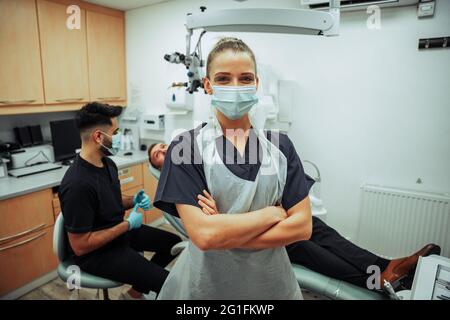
126, 204, 143, 230
133, 189, 151, 211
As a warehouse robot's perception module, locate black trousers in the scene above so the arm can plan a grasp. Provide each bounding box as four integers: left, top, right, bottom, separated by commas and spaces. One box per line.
75, 224, 182, 294
286, 216, 390, 289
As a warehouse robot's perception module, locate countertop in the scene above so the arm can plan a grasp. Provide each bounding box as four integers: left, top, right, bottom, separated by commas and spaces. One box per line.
0, 151, 149, 201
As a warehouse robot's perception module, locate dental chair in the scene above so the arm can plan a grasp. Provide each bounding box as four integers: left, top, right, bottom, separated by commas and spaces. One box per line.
53, 213, 122, 300
148, 164, 387, 300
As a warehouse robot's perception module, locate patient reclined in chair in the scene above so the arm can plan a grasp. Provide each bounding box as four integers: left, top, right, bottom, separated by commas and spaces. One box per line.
147, 162, 439, 300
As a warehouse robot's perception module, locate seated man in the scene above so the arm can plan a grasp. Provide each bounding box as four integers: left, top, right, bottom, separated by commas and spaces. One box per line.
59, 103, 182, 300
148, 142, 440, 292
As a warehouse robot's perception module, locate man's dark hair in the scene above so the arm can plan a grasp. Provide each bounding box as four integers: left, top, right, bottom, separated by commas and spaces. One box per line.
75, 102, 123, 133
148, 143, 158, 167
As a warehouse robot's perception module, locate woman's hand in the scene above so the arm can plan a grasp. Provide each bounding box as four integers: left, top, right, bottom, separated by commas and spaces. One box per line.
197, 190, 287, 223
198, 190, 219, 215
267, 206, 288, 222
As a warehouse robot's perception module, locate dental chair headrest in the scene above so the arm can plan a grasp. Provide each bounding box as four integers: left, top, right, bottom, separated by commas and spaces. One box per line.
149, 164, 161, 180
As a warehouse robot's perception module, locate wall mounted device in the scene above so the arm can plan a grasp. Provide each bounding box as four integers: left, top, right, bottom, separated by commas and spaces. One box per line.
302, 0, 418, 11
143, 114, 165, 131
417, 0, 435, 18
166, 86, 194, 112
418, 37, 449, 50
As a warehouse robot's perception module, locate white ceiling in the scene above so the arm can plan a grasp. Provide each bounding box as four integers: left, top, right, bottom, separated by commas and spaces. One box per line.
84, 0, 171, 11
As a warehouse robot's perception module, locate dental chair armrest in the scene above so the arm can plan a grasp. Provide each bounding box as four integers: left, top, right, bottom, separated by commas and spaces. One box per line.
292, 264, 388, 300
171, 240, 188, 256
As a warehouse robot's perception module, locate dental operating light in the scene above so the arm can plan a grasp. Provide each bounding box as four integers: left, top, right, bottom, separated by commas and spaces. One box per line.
164, 0, 341, 93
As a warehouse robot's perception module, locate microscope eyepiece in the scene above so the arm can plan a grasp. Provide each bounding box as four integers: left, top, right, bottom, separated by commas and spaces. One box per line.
164, 52, 185, 64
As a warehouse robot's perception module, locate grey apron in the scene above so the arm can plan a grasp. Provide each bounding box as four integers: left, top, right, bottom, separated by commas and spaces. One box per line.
158, 116, 302, 300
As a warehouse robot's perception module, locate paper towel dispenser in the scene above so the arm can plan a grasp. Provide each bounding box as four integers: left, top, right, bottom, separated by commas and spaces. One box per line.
166, 86, 193, 112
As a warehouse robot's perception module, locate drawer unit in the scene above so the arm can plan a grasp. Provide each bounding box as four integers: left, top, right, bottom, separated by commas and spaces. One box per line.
0, 226, 57, 296
119, 164, 143, 192
0, 189, 54, 242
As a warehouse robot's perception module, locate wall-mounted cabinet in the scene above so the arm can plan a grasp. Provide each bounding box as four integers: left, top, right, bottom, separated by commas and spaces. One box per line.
0, 0, 127, 115
0, 0, 45, 107
87, 11, 127, 102
37, 0, 90, 105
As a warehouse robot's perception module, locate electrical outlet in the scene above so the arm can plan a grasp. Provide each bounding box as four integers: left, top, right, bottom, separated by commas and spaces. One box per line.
417, 1, 435, 18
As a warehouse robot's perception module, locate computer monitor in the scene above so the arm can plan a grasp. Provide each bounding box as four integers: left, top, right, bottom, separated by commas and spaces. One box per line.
50, 119, 81, 162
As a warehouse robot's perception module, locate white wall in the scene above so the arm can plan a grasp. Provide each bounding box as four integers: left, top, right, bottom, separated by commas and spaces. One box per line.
126, 0, 450, 239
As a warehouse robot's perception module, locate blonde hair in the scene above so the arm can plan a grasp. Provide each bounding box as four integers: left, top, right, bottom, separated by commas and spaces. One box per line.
206, 37, 257, 78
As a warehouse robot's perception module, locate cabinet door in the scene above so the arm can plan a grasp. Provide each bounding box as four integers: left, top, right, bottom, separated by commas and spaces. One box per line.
87, 11, 126, 102
0, 0, 44, 106
0, 189, 54, 242
119, 164, 143, 192
37, 0, 89, 104
0, 226, 58, 296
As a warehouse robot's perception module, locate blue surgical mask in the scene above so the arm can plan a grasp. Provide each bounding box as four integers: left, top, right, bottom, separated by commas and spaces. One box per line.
211, 85, 258, 120
99, 131, 121, 156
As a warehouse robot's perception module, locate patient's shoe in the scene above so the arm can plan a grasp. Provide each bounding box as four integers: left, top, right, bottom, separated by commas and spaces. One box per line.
380, 243, 440, 288
119, 291, 145, 300
119, 290, 157, 300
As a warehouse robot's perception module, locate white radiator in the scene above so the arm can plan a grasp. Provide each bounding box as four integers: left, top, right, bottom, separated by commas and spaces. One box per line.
357, 185, 450, 259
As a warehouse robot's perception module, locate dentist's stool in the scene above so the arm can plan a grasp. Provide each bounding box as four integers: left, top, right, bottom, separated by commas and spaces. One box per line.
53, 213, 122, 300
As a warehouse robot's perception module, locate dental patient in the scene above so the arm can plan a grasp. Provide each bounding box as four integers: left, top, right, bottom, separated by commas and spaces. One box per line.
149, 141, 440, 293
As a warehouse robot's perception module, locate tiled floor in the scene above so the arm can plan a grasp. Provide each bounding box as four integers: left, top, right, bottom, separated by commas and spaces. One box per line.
20, 277, 129, 300
20, 277, 322, 300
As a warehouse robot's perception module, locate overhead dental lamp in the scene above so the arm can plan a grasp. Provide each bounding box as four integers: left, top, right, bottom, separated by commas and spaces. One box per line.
164, 0, 341, 93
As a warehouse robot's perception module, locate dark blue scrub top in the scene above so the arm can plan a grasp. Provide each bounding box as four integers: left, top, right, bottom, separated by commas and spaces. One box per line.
154, 123, 314, 218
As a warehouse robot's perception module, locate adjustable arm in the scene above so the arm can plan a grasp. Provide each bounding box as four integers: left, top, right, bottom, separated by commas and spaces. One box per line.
171, 1, 341, 92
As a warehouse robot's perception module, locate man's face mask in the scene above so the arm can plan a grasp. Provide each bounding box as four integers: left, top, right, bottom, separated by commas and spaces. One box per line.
99, 131, 120, 156
211, 85, 259, 120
